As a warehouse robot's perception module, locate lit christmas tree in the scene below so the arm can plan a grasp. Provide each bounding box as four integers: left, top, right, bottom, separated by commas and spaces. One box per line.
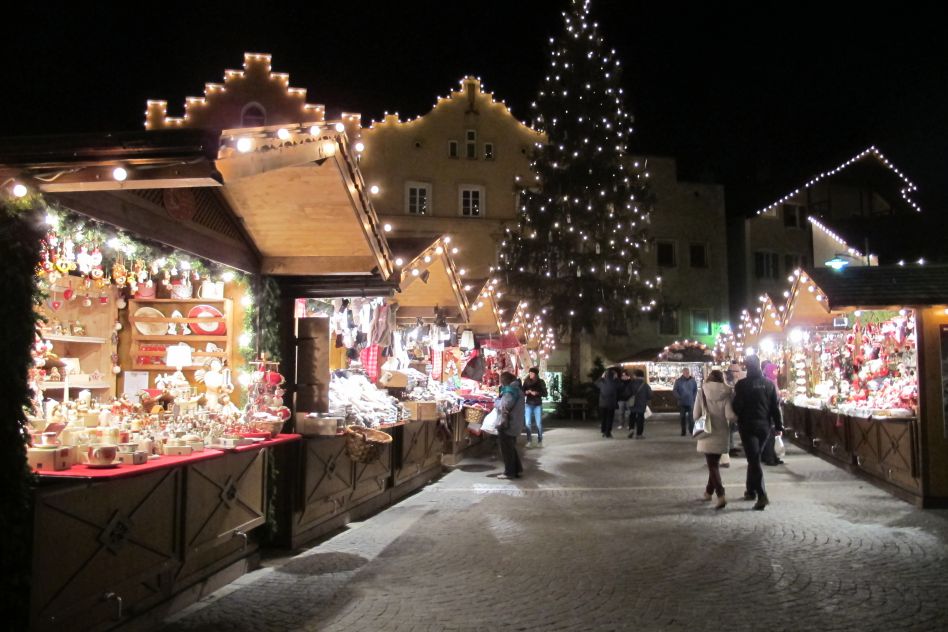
497, 0, 656, 377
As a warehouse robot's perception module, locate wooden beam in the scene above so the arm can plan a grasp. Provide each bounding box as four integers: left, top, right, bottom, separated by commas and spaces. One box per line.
262, 256, 381, 276
51, 191, 260, 273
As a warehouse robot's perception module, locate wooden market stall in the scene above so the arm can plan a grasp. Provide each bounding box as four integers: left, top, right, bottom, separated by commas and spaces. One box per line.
778, 266, 948, 507
0, 129, 306, 631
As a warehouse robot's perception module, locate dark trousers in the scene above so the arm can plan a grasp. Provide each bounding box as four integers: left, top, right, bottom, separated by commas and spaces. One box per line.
630, 411, 645, 436
739, 420, 771, 498
498, 433, 522, 477
600, 407, 615, 436
762, 430, 778, 464
705, 453, 724, 496
679, 405, 694, 435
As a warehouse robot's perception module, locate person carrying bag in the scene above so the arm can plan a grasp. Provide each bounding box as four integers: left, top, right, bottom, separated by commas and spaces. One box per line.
692, 369, 737, 509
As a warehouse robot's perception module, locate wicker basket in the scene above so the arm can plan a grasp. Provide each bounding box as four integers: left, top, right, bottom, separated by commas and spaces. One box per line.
464, 406, 487, 424
344, 425, 393, 463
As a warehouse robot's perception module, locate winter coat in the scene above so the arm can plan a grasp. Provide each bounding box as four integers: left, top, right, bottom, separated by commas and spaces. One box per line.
693, 382, 737, 455
522, 376, 548, 407
627, 378, 652, 413
733, 368, 783, 432
595, 374, 620, 408
495, 381, 526, 437
617, 376, 635, 401
672, 375, 698, 408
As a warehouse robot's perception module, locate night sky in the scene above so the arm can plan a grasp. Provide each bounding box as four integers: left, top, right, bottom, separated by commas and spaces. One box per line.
4, 1, 947, 219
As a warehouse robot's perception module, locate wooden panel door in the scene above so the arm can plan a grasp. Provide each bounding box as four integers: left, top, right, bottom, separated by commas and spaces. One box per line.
351, 441, 392, 506
178, 450, 266, 582
851, 416, 882, 474
296, 437, 354, 531
811, 409, 851, 464
878, 419, 920, 492
31, 470, 180, 631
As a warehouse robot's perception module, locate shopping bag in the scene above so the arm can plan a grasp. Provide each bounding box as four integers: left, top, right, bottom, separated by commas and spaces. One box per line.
481, 409, 500, 435
774, 434, 786, 459
644, 406, 653, 419
720, 452, 731, 467
693, 416, 712, 439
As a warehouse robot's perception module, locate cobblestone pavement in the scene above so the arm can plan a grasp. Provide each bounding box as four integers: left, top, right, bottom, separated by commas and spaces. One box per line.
163, 415, 948, 632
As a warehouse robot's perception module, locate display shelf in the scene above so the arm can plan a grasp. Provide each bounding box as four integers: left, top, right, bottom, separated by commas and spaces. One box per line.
131, 334, 228, 342
40, 381, 112, 390
129, 298, 228, 303
41, 334, 107, 344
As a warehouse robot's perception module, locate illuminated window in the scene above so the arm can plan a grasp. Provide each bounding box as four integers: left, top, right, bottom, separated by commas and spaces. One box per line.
405, 182, 431, 215
459, 185, 485, 217
692, 309, 711, 336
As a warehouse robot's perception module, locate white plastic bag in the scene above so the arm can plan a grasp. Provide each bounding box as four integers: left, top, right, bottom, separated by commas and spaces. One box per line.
644, 406, 653, 419
481, 409, 500, 435
774, 434, 786, 459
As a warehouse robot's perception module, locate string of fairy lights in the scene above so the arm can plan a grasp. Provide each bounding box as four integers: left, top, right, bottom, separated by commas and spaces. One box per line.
496, 0, 658, 326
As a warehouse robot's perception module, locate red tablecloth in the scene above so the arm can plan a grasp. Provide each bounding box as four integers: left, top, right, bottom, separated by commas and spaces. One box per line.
34, 434, 302, 479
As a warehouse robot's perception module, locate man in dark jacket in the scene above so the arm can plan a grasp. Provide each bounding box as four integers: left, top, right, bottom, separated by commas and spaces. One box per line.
673, 368, 699, 436
732, 355, 783, 510
495, 372, 525, 479
595, 368, 620, 438
626, 369, 652, 439
522, 367, 547, 448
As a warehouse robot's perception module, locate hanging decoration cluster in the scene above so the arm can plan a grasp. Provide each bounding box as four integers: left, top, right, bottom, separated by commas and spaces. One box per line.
496, 0, 658, 334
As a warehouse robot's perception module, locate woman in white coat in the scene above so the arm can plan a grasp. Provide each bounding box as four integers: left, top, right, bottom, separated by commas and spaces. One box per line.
693, 369, 737, 509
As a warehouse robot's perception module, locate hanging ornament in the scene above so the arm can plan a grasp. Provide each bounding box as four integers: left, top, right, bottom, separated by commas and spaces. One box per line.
595, 243, 601, 254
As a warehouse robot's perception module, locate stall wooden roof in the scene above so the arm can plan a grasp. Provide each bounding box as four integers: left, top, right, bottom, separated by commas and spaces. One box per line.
464, 279, 503, 334
214, 123, 393, 278
806, 266, 948, 309
388, 236, 470, 322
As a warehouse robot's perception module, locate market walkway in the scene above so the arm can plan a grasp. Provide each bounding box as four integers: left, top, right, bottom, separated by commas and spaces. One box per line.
163, 415, 948, 632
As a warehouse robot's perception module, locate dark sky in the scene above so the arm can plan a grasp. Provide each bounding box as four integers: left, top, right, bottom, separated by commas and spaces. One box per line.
4, 1, 947, 216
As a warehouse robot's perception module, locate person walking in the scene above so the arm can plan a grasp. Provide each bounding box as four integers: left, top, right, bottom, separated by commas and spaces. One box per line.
693, 369, 737, 509
673, 367, 699, 436
732, 355, 783, 510
522, 367, 547, 448
595, 368, 620, 438
626, 368, 652, 439
615, 370, 634, 430
494, 371, 525, 479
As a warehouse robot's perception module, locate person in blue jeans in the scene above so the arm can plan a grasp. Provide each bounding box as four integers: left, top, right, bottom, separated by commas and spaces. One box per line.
522, 367, 547, 448
673, 367, 698, 436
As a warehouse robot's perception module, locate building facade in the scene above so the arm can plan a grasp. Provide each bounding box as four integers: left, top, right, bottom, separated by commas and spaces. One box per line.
356, 77, 545, 280
732, 147, 919, 313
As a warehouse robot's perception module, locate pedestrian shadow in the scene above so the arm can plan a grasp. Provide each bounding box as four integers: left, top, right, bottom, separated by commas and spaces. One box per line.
275, 551, 368, 576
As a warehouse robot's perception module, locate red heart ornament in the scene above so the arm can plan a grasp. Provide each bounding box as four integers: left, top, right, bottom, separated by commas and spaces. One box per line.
63, 288, 75, 301
50, 300, 63, 311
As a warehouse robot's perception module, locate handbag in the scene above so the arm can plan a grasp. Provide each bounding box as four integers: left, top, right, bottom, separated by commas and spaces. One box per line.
692, 389, 712, 439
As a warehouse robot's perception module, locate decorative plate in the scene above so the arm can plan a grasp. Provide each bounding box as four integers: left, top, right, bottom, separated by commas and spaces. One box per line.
187, 305, 226, 335
133, 306, 167, 336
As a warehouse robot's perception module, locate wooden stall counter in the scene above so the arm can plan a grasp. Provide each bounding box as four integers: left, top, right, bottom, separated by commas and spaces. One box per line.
29, 435, 298, 631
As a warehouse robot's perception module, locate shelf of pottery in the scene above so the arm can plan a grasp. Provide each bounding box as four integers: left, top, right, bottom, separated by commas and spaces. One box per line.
35, 274, 120, 397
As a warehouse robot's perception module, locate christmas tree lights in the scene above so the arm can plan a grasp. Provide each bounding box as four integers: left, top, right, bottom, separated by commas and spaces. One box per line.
496, 0, 655, 337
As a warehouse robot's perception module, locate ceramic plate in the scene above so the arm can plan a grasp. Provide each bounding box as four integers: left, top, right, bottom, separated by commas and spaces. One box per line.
187, 304, 226, 335
133, 306, 167, 336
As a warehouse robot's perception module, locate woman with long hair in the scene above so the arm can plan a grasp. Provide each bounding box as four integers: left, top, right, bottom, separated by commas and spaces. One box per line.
693, 369, 737, 509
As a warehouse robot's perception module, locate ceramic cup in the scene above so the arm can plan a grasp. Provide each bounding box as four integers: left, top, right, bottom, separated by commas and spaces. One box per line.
87, 444, 117, 466
118, 442, 138, 454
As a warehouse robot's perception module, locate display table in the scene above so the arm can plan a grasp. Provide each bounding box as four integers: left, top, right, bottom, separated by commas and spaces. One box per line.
29, 435, 300, 631
782, 402, 921, 501
648, 389, 679, 413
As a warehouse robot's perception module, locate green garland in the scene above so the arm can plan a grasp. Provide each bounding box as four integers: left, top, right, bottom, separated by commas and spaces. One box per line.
242, 276, 281, 364
0, 197, 43, 629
